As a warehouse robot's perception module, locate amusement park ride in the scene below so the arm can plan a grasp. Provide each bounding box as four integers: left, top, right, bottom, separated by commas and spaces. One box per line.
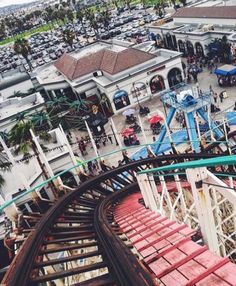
1, 84, 236, 285
156, 83, 223, 153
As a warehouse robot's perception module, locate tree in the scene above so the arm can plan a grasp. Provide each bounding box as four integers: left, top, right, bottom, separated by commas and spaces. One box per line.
112, 0, 119, 10
179, 0, 187, 6
29, 110, 52, 130
13, 38, 32, 70
124, 0, 131, 12
76, 9, 89, 42
47, 96, 68, 114
0, 151, 11, 188
99, 9, 111, 33
141, 0, 147, 11
9, 121, 57, 195
62, 29, 75, 47
67, 9, 74, 23
69, 99, 91, 113
85, 8, 99, 39
0, 21, 6, 40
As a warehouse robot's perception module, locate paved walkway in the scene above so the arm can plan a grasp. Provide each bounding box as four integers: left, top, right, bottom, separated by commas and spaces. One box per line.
69, 64, 236, 167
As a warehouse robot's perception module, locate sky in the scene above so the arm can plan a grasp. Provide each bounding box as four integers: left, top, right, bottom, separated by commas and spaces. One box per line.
0, 0, 36, 8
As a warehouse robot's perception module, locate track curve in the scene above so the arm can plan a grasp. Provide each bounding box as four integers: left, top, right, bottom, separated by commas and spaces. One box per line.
1, 153, 227, 286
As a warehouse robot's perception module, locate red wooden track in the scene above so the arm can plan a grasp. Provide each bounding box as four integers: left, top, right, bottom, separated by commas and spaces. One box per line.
114, 193, 236, 286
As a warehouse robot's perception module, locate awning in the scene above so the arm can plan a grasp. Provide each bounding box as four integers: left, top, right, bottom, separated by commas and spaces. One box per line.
215, 64, 236, 76
113, 90, 128, 99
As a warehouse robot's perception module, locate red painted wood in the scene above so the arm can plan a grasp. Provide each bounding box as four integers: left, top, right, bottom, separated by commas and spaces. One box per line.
138, 225, 187, 252
183, 258, 229, 286
145, 237, 192, 264
132, 221, 176, 244
114, 193, 236, 286
157, 246, 208, 279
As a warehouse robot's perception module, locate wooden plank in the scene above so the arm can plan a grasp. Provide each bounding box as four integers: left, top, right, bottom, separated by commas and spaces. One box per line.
183, 258, 229, 286
138, 225, 187, 252
40, 242, 97, 254
35, 250, 101, 268
72, 273, 115, 286
157, 246, 208, 278
30, 261, 107, 283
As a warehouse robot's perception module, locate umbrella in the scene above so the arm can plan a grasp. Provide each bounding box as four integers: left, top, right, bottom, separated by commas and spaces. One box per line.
122, 109, 135, 117
148, 115, 163, 124
121, 127, 134, 137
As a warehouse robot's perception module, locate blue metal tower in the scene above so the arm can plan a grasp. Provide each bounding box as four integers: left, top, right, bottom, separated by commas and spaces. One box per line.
155, 83, 224, 154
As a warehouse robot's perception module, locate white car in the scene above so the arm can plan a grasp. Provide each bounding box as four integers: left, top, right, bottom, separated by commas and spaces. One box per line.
121, 26, 128, 33
132, 21, 139, 28
126, 25, 133, 31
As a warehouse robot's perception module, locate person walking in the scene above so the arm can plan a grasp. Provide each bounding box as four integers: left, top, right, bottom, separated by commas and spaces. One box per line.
214, 92, 218, 104
219, 92, 224, 103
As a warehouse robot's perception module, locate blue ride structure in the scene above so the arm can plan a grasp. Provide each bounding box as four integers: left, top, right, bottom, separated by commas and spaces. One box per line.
155, 83, 224, 154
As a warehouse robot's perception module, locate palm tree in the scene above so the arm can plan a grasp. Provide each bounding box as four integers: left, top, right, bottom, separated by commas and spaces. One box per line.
29, 110, 52, 130
85, 8, 99, 39
14, 111, 29, 123
141, 0, 147, 11
13, 38, 32, 70
69, 99, 91, 113
67, 9, 74, 23
124, 0, 131, 12
0, 131, 9, 146
112, 0, 119, 10
62, 29, 75, 48
76, 9, 89, 43
99, 9, 111, 33
179, 0, 187, 6
9, 121, 57, 195
0, 152, 12, 188
47, 96, 68, 114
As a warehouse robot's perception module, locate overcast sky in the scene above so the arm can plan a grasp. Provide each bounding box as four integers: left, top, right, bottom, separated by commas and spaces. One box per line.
0, 0, 36, 8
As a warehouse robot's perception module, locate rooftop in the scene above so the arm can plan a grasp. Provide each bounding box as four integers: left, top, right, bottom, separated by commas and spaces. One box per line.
0, 93, 44, 121
174, 6, 236, 19
54, 47, 155, 81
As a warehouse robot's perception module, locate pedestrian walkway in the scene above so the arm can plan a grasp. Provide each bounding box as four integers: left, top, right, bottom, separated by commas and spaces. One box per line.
68, 64, 236, 167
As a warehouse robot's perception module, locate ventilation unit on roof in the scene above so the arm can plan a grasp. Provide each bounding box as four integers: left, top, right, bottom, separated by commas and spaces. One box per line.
93, 70, 103, 77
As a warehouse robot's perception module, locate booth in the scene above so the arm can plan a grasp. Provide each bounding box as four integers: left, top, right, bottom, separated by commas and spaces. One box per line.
215, 65, 236, 87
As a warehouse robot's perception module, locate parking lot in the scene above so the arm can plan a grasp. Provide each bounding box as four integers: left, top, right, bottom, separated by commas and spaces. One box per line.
0, 4, 174, 73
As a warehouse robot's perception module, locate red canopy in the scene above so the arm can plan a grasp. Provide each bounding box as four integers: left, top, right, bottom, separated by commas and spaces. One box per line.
121, 127, 134, 137
148, 115, 163, 124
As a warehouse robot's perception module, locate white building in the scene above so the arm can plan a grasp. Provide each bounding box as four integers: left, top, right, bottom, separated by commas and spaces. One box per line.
0, 69, 34, 100
149, 6, 236, 58
34, 40, 184, 114
0, 93, 45, 132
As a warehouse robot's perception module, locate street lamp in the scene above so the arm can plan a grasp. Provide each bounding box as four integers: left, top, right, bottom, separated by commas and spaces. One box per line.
132, 82, 141, 108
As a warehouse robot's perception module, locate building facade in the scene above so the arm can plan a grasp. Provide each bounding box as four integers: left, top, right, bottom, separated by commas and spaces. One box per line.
35, 41, 184, 115
149, 6, 236, 58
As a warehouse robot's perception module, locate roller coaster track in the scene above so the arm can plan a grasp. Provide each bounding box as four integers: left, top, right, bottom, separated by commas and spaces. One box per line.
1, 149, 233, 286
2, 154, 223, 286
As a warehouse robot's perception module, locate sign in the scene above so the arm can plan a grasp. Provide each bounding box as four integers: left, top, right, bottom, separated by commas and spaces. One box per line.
147, 65, 166, 75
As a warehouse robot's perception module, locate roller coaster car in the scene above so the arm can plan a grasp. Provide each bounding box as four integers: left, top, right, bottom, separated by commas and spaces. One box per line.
181, 94, 197, 107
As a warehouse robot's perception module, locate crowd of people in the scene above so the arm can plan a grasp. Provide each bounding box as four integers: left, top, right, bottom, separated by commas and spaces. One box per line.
186, 55, 221, 83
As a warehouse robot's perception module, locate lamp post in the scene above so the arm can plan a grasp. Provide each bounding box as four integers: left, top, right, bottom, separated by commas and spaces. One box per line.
132, 82, 141, 108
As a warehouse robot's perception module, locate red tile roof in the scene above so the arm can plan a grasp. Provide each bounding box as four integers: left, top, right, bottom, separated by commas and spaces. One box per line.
174, 6, 236, 19
54, 48, 155, 81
